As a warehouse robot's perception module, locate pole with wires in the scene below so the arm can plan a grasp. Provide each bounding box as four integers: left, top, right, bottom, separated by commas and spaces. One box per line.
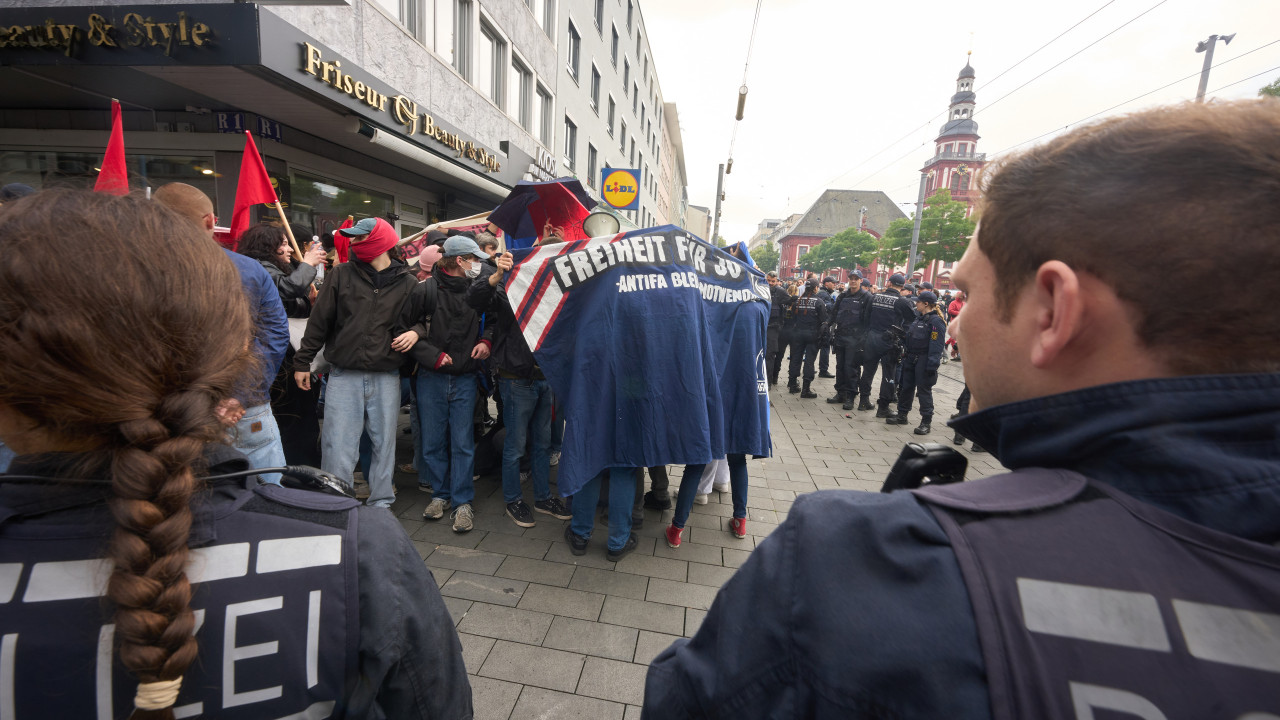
713, 163, 725, 244
907, 171, 931, 278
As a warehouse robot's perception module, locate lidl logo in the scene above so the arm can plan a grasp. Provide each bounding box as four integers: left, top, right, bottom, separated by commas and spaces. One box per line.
601, 168, 641, 210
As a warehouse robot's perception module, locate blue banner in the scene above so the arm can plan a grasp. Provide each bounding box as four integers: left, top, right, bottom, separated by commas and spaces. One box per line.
505, 226, 772, 495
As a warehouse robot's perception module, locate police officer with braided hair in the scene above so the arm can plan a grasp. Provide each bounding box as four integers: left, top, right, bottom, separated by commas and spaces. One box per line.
885, 291, 948, 434
826, 273, 873, 411
857, 273, 916, 416
0, 190, 471, 719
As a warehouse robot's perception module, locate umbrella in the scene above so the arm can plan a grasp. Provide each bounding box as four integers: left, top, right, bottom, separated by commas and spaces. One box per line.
489, 178, 597, 250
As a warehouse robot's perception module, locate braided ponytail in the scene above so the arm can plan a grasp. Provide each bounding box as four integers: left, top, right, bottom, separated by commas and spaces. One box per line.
0, 190, 253, 717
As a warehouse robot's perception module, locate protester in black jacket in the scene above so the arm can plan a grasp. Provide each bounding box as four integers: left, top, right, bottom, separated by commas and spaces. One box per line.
787, 278, 829, 398
295, 218, 418, 508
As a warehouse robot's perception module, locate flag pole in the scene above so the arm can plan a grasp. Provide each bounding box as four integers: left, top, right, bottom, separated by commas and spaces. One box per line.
275, 202, 304, 259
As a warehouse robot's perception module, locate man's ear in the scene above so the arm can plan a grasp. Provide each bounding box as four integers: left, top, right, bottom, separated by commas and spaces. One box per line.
203, 213, 216, 232
1029, 260, 1083, 368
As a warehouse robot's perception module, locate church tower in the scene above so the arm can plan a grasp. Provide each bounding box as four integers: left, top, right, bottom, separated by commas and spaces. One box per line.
916, 54, 986, 288
921, 54, 985, 211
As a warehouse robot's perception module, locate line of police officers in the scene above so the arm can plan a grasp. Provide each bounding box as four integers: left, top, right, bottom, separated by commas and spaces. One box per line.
767, 271, 948, 435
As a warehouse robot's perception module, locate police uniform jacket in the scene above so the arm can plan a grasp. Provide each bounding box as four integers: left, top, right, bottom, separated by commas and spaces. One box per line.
789, 294, 828, 340
903, 312, 948, 369
0, 445, 472, 719
643, 373, 1280, 718
831, 289, 872, 339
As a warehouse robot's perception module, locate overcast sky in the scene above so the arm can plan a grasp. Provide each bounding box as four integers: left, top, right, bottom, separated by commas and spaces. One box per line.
639, 0, 1279, 243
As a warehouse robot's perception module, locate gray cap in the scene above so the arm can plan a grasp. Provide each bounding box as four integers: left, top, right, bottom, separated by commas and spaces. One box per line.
442, 235, 489, 259
338, 217, 378, 236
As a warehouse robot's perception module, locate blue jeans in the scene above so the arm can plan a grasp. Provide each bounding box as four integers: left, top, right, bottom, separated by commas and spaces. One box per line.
570, 467, 636, 551
321, 367, 400, 507
232, 402, 286, 485
417, 371, 477, 507
672, 454, 749, 529
500, 377, 552, 504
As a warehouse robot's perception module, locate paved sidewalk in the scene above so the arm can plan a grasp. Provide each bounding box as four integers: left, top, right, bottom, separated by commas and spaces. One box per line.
384, 358, 1006, 719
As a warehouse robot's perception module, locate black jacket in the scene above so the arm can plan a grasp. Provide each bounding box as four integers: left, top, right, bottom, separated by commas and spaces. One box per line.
294, 259, 416, 373
259, 259, 318, 319
402, 269, 494, 375
767, 285, 794, 327
466, 272, 542, 378
788, 294, 828, 339
832, 288, 872, 338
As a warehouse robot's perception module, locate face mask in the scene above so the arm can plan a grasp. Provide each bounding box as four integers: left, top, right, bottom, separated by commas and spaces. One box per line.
464, 261, 482, 279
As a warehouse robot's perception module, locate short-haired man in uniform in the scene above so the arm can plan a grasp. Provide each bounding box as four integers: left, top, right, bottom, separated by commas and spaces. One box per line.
643, 100, 1280, 719
885, 290, 947, 434
857, 272, 916, 416
825, 271, 873, 411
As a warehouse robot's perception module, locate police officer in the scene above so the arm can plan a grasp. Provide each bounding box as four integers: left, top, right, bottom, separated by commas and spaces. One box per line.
816, 276, 838, 378
786, 278, 828, 398
826, 274, 873, 411
886, 291, 947, 434
0, 190, 471, 719
858, 273, 916, 416
764, 271, 793, 386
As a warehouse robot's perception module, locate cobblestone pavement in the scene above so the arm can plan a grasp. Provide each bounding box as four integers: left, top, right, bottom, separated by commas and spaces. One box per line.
384, 357, 1007, 719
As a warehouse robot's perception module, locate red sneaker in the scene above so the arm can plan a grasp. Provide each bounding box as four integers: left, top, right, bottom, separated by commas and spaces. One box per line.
729, 517, 747, 539
665, 524, 683, 548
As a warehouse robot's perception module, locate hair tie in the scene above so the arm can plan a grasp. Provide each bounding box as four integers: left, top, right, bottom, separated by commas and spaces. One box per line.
134, 677, 183, 710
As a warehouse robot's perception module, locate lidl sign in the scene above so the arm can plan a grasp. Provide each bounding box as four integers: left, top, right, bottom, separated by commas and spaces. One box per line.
601, 168, 641, 210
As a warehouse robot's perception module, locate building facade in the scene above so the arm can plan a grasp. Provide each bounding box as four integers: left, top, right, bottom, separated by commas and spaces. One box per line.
0, 0, 684, 241
778, 190, 906, 283
685, 203, 712, 241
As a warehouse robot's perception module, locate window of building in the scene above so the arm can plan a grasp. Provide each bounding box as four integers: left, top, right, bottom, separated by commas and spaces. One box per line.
626, 0, 633, 32
478, 20, 506, 107
563, 115, 578, 170
509, 56, 533, 131
619, 120, 627, 153
623, 60, 630, 92
607, 96, 616, 136
566, 22, 580, 80
587, 144, 598, 187
590, 65, 601, 113
950, 173, 962, 193
643, 54, 648, 79
636, 32, 641, 57
632, 84, 638, 113
640, 104, 645, 128
535, 83, 553, 146
611, 26, 619, 66
797, 245, 809, 257
630, 138, 635, 166
593, 0, 604, 33
453, 0, 473, 80
540, 0, 555, 36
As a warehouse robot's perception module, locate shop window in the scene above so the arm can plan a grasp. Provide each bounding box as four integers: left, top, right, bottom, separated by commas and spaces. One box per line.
566, 22, 581, 81
590, 65, 601, 113
563, 115, 578, 170
288, 171, 394, 238
509, 56, 533, 130
0, 150, 216, 199
478, 21, 506, 107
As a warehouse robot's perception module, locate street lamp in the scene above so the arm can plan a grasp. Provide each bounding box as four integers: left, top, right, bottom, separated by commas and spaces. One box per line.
1195, 33, 1236, 102
907, 170, 935, 277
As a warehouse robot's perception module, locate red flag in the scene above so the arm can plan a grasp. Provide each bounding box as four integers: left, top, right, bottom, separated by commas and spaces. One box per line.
93, 99, 129, 196
334, 216, 353, 263
230, 131, 279, 244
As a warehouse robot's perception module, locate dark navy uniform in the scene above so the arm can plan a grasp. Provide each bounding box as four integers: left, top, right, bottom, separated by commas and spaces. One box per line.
830, 288, 872, 405
786, 294, 828, 388
0, 447, 471, 719
858, 287, 916, 413
766, 284, 794, 385
815, 287, 836, 376
895, 310, 947, 427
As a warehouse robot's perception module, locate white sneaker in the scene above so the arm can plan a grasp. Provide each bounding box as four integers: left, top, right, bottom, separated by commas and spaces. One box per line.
549, 451, 561, 466
694, 494, 709, 505
713, 483, 730, 494
422, 498, 451, 520
451, 504, 474, 533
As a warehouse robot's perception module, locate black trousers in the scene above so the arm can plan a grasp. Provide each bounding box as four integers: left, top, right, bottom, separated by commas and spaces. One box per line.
788, 333, 820, 383
956, 385, 972, 415
859, 337, 900, 408
896, 354, 938, 419
833, 334, 864, 395
766, 324, 782, 383
818, 342, 832, 374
